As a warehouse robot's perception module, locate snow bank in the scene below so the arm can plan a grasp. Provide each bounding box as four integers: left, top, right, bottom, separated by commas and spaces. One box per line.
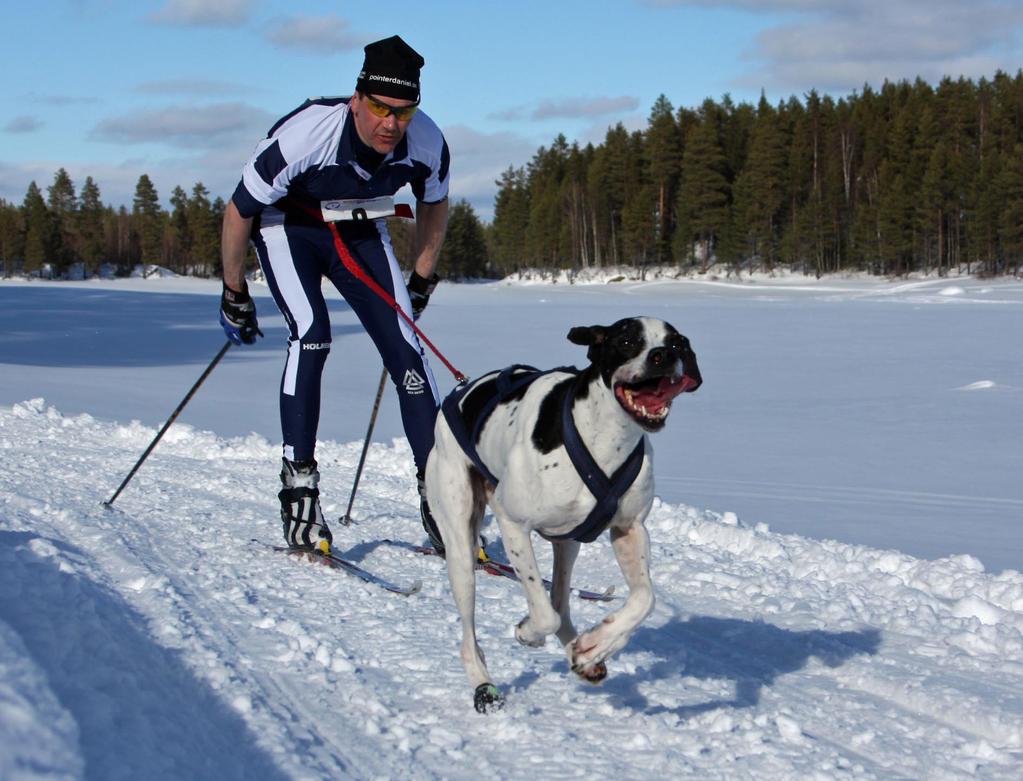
2, 399, 1022, 779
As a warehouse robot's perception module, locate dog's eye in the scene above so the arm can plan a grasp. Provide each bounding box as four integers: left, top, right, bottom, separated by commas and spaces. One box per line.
669, 336, 688, 354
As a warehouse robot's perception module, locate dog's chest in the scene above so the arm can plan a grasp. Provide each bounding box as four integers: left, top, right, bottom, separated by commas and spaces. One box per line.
477, 377, 654, 530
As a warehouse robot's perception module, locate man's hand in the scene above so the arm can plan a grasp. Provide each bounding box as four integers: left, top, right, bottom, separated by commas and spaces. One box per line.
407, 270, 440, 320
220, 283, 263, 345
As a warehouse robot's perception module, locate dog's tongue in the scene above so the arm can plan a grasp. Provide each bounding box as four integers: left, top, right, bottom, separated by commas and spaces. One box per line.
645, 375, 697, 404
625, 376, 678, 414
619, 374, 700, 419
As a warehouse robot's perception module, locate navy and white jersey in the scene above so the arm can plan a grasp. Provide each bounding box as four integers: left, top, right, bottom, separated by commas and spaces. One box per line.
232, 97, 450, 220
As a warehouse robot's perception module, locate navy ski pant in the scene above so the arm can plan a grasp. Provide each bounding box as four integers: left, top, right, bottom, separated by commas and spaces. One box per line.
252, 208, 440, 473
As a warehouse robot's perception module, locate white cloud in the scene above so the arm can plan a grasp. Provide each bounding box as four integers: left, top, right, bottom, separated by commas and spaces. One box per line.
577, 114, 648, 148
2, 119, 533, 217
532, 96, 641, 121
0, 152, 246, 211
652, 0, 1023, 94
0, 160, 58, 203
264, 16, 363, 54
4, 116, 43, 133
647, 1, 843, 9
441, 125, 539, 220
90, 102, 273, 149
24, 93, 100, 107
134, 78, 247, 97
148, 0, 254, 27
491, 96, 641, 122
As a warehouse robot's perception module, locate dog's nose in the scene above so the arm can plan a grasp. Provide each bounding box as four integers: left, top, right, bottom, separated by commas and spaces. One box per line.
682, 349, 702, 392
648, 347, 671, 368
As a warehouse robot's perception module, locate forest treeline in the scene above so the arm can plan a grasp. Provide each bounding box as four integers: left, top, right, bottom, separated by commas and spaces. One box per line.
488, 71, 1023, 278
4, 70, 1023, 280
0, 165, 489, 280
0, 164, 490, 281
0, 171, 225, 278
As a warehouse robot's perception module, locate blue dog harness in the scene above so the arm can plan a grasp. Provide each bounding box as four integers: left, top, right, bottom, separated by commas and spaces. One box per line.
441, 366, 646, 543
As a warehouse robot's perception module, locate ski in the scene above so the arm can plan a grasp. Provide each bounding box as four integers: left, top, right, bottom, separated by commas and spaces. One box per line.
260, 542, 422, 596
383, 539, 616, 602
479, 555, 616, 602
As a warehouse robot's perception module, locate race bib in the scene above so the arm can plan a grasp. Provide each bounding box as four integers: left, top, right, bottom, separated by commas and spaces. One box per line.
320, 196, 414, 222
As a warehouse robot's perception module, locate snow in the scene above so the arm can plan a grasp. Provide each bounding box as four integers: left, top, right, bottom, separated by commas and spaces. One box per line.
1, 273, 1022, 779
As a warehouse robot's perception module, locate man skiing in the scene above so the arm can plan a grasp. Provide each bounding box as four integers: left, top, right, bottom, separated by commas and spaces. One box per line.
218, 35, 449, 555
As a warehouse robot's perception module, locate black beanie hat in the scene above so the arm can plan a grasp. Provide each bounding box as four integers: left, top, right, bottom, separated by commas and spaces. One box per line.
356, 35, 424, 103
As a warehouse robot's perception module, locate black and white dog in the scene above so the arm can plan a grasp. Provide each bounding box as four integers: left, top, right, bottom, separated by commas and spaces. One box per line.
425, 317, 702, 712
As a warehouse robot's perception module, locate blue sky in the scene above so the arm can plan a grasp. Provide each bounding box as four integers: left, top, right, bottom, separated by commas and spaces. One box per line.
3, 1, 1022, 219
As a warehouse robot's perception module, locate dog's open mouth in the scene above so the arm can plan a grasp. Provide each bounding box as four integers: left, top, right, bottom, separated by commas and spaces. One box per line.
614, 374, 699, 430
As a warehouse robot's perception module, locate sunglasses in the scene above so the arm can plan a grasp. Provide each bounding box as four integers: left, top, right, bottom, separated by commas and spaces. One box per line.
362, 93, 419, 121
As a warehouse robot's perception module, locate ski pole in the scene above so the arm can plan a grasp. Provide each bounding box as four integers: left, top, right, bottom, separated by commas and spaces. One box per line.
340, 366, 389, 525
104, 340, 232, 506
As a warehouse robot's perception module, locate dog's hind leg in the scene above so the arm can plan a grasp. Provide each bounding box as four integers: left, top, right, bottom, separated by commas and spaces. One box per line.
550, 540, 580, 646
427, 439, 501, 711
493, 506, 562, 647
568, 521, 655, 677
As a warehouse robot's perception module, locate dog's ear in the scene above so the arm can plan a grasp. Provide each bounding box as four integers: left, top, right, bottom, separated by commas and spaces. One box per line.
567, 325, 606, 347
568, 325, 607, 364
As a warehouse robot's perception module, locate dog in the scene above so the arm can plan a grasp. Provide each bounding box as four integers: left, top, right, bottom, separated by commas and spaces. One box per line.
424, 316, 702, 712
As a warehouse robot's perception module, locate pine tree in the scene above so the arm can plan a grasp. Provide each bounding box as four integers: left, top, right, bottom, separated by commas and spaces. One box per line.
188, 183, 219, 276
621, 182, 657, 269
46, 168, 75, 210
800, 91, 837, 276
970, 145, 1003, 275
911, 91, 945, 272
997, 142, 1023, 276
646, 95, 682, 263
918, 139, 952, 274
881, 93, 918, 275
440, 199, 489, 278
847, 85, 885, 271
132, 174, 163, 268
524, 138, 570, 270
0, 199, 24, 277
47, 168, 77, 274
561, 142, 594, 270
113, 204, 138, 272
732, 94, 788, 271
169, 185, 190, 273
675, 101, 731, 269
490, 166, 530, 276
587, 123, 638, 268
77, 177, 106, 274
22, 181, 56, 275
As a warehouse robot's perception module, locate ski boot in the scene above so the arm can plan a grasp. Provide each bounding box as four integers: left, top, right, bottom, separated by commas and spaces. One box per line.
279, 458, 333, 554
417, 473, 489, 563
417, 473, 445, 557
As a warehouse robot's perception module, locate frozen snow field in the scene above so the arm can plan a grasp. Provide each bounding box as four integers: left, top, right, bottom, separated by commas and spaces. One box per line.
1, 273, 1021, 779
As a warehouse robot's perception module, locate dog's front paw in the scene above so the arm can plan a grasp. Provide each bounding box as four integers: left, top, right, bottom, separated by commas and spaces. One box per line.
568, 634, 609, 683
515, 616, 548, 647
573, 660, 608, 684
568, 630, 610, 676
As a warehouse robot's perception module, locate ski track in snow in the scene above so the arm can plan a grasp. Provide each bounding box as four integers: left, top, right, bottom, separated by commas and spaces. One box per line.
2, 399, 1022, 780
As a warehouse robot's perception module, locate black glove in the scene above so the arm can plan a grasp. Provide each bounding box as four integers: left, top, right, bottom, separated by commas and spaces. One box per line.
219, 283, 263, 345
407, 271, 440, 320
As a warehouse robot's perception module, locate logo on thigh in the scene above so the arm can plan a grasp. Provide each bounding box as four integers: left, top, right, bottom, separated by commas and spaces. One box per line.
402, 369, 426, 395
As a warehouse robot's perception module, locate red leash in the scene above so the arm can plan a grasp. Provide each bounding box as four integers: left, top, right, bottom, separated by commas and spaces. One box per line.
324, 220, 468, 384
